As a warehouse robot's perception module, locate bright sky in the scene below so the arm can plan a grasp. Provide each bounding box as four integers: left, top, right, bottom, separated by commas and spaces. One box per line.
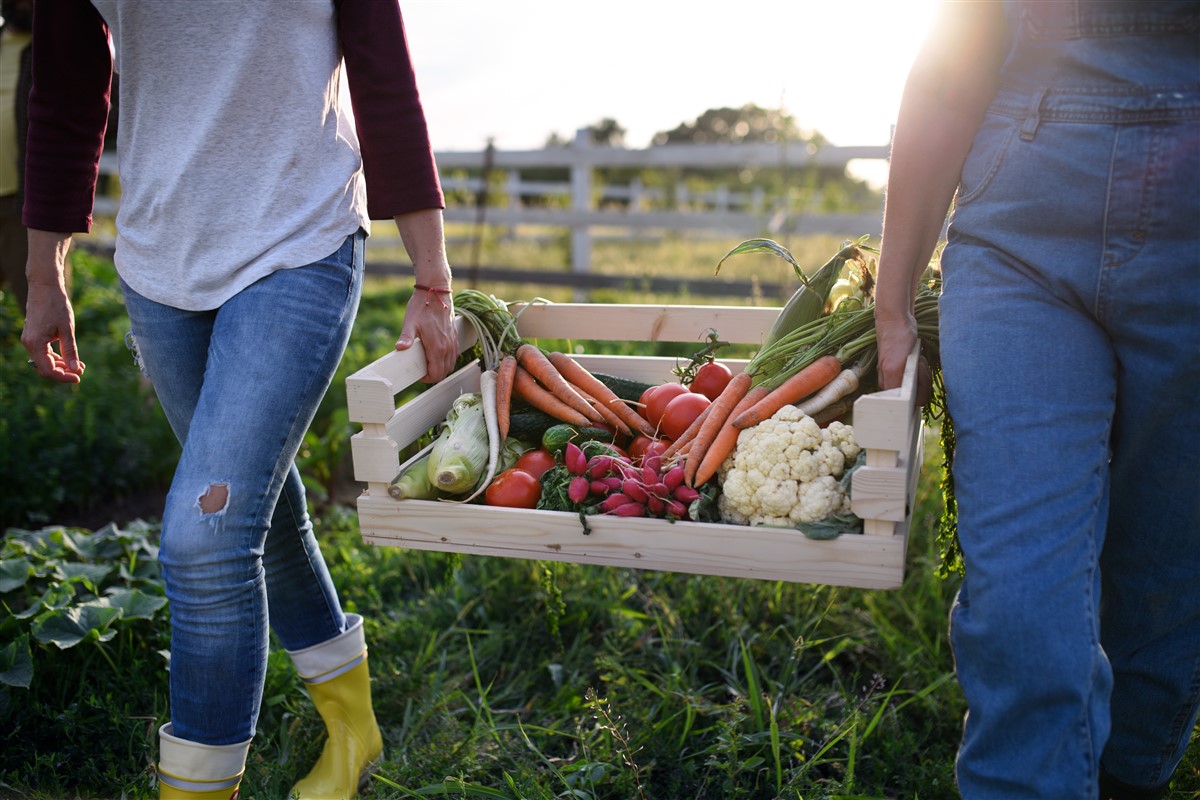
400, 0, 940, 161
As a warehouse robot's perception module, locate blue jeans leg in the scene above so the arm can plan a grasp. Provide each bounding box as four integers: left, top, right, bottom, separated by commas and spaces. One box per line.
943, 113, 1200, 798
121, 230, 365, 745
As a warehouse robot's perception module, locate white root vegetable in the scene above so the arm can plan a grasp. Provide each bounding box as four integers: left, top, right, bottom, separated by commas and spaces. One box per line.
444, 370, 500, 504
795, 358, 871, 418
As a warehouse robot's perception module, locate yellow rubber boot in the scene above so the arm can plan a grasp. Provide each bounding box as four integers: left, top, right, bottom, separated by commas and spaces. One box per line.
288, 615, 383, 800
157, 723, 249, 799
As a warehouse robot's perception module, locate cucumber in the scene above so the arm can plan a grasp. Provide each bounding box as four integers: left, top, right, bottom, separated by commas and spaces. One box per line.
507, 409, 559, 445
592, 371, 655, 403
541, 423, 616, 456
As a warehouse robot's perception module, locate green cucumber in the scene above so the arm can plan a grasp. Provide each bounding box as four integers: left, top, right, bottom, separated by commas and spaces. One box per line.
507, 409, 559, 444
541, 424, 615, 456
591, 372, 655, 403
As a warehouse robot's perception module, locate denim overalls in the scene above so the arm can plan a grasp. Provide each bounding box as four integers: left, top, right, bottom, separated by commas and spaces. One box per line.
939, 1, 1200, 796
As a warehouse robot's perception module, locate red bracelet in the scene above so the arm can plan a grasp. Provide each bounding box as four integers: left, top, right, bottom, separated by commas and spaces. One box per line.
414, 284, 452, 309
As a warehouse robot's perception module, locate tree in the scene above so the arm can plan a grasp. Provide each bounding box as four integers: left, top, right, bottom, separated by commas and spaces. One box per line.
652, 103, 825, 147
544, 117, 628, 149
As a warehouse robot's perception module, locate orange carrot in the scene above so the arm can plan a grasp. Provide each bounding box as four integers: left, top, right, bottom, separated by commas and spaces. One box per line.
515, 344, 601, 424
512, 365, 592, 427
547, 351, 656, 437
661, 402, 713, 459
573, 383, 633, 437
683, 371, 752, 487
731, 355, 843, 430
495, 354, 518, 441
690, 384, 769, 488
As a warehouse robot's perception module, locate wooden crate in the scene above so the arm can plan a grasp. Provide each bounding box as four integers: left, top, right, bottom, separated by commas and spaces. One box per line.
346, 303, 924, 590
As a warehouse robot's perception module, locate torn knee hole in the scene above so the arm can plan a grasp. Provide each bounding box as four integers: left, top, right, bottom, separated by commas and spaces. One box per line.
199, 483, 229, 514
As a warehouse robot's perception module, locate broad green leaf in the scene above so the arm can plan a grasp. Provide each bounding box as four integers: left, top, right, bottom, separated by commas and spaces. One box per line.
31, 604, 123, 649
62, 526, 127, 561
56, 562, 113, 589
100, 587, 167, 620
12, 583, 76, 620
0, 634, 34, 689
0, 558, 32, 593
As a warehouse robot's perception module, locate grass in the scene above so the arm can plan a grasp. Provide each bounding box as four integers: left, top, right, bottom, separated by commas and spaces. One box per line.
2, 237, 1197, 798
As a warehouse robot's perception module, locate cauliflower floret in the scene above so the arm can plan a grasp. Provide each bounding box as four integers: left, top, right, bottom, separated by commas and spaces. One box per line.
789, 476, 849, 524
825, 420, 862, 461
717, 406, 860, 527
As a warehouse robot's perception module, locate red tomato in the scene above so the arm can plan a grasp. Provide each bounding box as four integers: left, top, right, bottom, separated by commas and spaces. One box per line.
689, 361, 734, 402
626, 434, 661, 464
513, 449, 556, 479
484, 468, 541, 508
643, 382, 689, 429
660, 391, 711, 441
640, 438, 670, 464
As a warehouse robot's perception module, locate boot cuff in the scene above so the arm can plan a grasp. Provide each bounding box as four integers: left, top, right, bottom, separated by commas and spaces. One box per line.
287, 613, 368, 684
158, 723, 250, 794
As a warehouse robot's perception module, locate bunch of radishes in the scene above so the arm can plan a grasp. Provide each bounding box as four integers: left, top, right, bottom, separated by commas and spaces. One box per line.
561, 442, 700, 520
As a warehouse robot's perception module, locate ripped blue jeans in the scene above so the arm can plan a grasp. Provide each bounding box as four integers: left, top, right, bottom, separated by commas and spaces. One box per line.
120, 230, 364, 746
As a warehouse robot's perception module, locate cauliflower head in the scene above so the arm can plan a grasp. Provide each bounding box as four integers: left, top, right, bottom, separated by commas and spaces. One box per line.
717, 406, 859, 526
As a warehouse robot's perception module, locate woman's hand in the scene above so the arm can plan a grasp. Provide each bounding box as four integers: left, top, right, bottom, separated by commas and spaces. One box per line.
21, 230, 85, 383
395, 285, 457, 384
392, 209, 457, 383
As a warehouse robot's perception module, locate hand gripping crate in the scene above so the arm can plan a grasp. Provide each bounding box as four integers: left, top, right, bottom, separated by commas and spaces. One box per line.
346, 303, 924, 590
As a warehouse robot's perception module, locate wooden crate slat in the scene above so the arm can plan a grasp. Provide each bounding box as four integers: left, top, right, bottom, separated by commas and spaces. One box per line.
357, 494, 906, 590
345, 317, 477, 423
512, 303, 777, 345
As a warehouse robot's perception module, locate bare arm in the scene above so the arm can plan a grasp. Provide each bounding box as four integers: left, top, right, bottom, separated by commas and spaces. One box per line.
22, 230, 84, 382
392, 209, 457, 384
875, 0, 1007, 390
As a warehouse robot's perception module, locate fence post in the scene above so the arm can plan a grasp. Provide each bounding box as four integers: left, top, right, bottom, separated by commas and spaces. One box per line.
570, 128, 593, 301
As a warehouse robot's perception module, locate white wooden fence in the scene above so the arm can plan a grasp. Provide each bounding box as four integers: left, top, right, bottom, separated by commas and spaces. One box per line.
94, 129, 890, 278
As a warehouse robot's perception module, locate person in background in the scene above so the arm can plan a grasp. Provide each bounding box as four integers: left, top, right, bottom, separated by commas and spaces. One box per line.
0, 0, 32, 313
20, 1, 459, 798
873, 1, 1199, 798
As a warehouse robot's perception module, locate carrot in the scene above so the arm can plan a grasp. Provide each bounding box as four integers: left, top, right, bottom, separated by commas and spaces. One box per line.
731, 355, 843, 430
690, 383, 769, 488
661, 402, 713, 459
573, 383, 633, 437
682, 371, 752, 487
494, 354, 518, 441
547, 351, 656, 437
512, 365, 592, 427
515, 344, 602, 424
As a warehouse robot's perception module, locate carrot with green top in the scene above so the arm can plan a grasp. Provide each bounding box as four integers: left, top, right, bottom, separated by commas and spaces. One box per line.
494, 354, 518, 441
572, 383, 633, 437
516, 344, 603, 425
512, 365, 592, 427
689, 382, 769, 488
682, 371, 753, 487
547, 351, 656, 436
731, 355, 843, 430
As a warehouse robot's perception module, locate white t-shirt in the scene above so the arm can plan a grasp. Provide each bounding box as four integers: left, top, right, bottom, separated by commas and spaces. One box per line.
89, 0, 370, 310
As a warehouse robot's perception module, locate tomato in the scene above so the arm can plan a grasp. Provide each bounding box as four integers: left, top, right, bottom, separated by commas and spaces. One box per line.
513, 449, 556, 479
626, 434, 659, 464
660, 391, 711, 441
641, 438, 670, 464
643, 382, 689, 429
484, 468, 541, 508
689, 361, 734, 402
